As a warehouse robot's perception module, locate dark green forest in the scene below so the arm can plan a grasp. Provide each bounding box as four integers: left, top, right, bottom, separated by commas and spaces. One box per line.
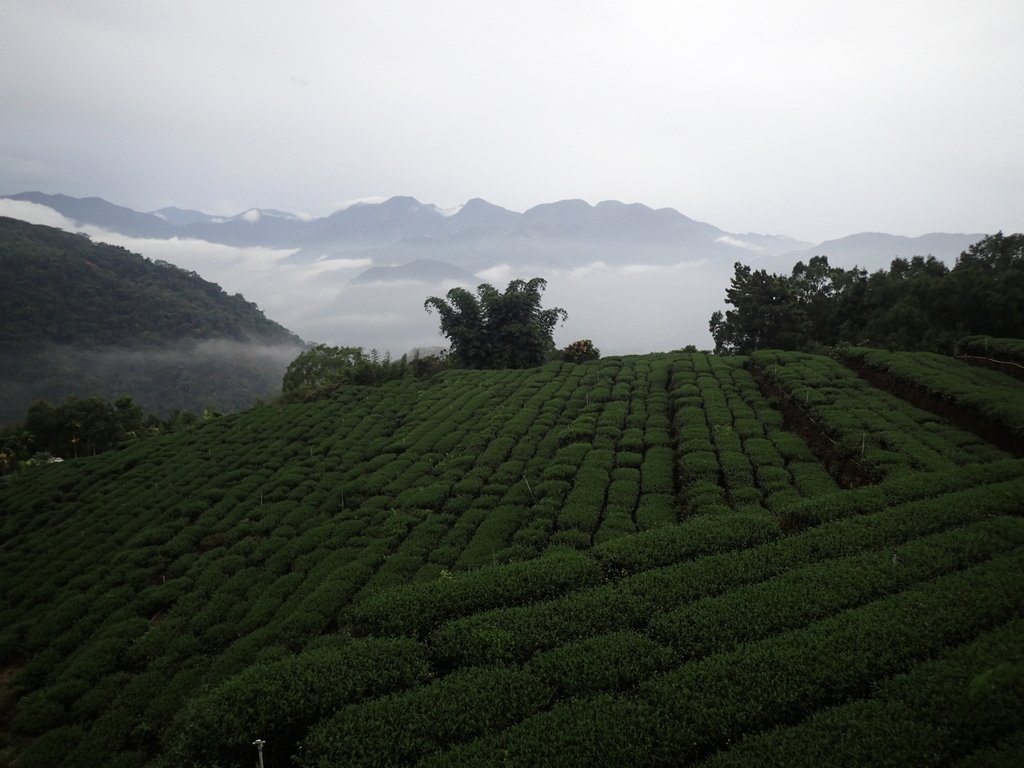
0, 217, 304, 423
0, 217, 298, 348
710, 232, 1024, 354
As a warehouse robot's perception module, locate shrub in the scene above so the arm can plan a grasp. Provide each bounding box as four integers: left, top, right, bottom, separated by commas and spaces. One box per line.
14, 726, 85, 768
526, 631, 673, 697
565, 342, 602, 364
419, 695, 663, 768
648, 517, 1024, 658
593, 512, 781, 573
636, 493, 676, 530
640, 553, 1024, 765
430, 583, 650, 667
298, 667, 552, 767
165, 638, 431, 766
11, 690, 66, 735
350, 549, 603, 637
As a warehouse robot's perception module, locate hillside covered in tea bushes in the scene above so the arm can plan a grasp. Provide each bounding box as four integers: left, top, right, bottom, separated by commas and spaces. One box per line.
0, 350, 1022, 767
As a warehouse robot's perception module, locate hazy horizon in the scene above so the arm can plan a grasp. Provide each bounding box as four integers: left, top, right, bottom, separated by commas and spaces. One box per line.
2, 1, 1022, 244
0, 197, 737, 354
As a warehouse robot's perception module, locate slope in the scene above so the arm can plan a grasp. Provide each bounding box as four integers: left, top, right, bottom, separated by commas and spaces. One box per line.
0, 352, 1020, 767
0, 216, 304, 422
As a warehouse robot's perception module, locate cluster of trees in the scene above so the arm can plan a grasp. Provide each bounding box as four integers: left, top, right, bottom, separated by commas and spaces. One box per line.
0, 341, 298, 425
709, 233, 1024, 354
0, 395, 207, 473
280, 345, 441, 398
425, 278, 568, 369
283, 278, 596, 402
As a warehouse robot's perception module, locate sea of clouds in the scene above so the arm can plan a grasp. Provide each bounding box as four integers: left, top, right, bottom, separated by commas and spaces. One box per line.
2, 199, 733, 357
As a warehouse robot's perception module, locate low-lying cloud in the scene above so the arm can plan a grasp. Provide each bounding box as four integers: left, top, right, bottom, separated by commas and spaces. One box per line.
3, 200, 732, 357
1, 199, 80, 229
715, 234, 770, 254
0, 339, 305, 423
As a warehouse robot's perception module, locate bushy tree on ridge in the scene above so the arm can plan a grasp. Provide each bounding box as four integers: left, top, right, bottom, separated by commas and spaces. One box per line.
424, 278, 567, 369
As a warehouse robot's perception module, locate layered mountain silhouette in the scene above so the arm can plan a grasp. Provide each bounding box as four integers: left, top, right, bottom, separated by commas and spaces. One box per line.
780, 232, 986, 269
3, 191, 986, 274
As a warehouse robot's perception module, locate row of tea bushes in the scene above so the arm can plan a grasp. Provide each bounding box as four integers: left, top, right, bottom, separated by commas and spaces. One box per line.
840, 346, 1024, 443
426, 475, 1024, 667
670, 355, 838, 518
420, 552, 1024, 767
698, 617, 1024, 767
751, 350, 1008, 478
349, 549, 603, 638
647, 516, 1024, 657
777, 457, 1024, 529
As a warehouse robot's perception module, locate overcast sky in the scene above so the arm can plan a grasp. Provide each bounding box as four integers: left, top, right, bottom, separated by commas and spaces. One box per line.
2, 0, 1022, 243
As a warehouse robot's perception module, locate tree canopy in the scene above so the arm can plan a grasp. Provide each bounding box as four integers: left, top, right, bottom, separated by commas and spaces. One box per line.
710, 233, 1024, 354
0, 216, 304, 423
0, 216, 300, 350
425, 278, 567, 368
562, 339, 601, 364
281, 344, 410, 396
0, 394, 202, 472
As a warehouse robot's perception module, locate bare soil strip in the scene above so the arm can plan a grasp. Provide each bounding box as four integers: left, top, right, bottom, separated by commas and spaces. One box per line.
956, 354, 1024, 383
843, 361, 1024, 458
747, 362, 878, 488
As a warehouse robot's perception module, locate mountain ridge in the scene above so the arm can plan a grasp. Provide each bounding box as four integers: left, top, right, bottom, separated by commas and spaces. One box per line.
2, 190, 807, 259
3, 189, 989, 272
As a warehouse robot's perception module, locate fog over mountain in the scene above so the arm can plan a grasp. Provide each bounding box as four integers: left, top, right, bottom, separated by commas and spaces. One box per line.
779, 232, 987, 270
6, 190, 815, 264
0, 193, 993, 355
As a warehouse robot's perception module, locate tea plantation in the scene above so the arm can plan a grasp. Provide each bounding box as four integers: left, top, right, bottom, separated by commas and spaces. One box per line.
1, 351, 1021, 767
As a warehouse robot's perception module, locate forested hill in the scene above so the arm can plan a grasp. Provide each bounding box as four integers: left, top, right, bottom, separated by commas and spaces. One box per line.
0, 217, 304, 423
0, 216, 299, 350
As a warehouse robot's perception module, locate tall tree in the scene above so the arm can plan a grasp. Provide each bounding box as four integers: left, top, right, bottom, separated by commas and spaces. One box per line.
858, 256, 951, 350
789, 255, 863, 345
282, 344, 366, 393
946, 232, 1024, 338
709, 264, 809, 354
425, 278, 567, 368
282, 344, 407, 394
708, 233, 1024, 354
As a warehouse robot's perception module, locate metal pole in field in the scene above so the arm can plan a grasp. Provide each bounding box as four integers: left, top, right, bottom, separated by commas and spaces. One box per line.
253, 739, 266, 768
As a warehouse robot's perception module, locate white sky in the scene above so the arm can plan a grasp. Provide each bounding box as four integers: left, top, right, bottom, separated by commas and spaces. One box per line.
2, 0, 1022, 242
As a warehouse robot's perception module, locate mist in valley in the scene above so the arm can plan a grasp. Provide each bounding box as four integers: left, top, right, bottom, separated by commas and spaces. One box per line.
0, 338, 304, 424
0, 199, 732, 359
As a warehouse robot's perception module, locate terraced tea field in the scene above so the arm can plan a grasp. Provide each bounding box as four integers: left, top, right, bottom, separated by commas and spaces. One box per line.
0, 350, 1021, 767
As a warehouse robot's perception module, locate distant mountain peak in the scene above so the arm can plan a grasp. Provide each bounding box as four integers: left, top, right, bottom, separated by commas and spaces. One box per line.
381, 195, 425, 210
463, 197, 509, 210
151, 206, 215, 226
231, 208, 302, 223
596, 199, 651, 211
6, 191, 173, 238
780, 231, 987, 269
0, 190, 990, 271
446, 198, 520, 233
